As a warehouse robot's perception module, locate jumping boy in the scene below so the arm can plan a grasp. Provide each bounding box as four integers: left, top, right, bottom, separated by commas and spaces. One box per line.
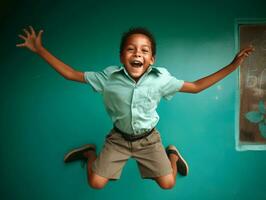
16, 26, 254, 190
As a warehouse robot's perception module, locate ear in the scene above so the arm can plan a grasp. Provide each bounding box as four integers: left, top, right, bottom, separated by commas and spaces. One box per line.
150, 56, 155, 65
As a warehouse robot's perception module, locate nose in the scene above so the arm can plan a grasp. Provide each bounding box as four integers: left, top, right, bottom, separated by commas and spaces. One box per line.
134, 49, 141, 57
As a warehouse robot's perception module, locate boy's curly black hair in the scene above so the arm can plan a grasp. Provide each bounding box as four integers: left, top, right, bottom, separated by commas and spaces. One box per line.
120, 27, 156, 56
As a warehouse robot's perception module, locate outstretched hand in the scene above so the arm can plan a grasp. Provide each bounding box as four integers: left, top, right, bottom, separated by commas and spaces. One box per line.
231, 46, 255, 67
16, 26, 44, 53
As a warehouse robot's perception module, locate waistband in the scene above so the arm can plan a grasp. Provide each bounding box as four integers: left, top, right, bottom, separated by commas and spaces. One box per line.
113, 126, 155, 142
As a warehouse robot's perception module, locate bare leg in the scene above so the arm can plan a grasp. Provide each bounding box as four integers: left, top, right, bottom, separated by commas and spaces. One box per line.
84, 151, 109, 189
168, 153, 178, 181
154, 153, 178, 189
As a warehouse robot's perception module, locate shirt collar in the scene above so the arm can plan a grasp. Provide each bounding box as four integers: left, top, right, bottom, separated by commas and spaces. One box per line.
110, 65, 162, 75
147, 66, 162, 74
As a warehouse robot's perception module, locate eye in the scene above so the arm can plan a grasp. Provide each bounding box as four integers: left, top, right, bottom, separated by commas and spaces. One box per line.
126, 47, 134, 51
142, 48, 149, 53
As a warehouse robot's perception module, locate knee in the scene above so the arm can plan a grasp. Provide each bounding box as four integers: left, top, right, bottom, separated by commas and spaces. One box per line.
157, 177, 176, 190
89, 179, 107, 189
89, 182, 106, 190
159, 181, 175, 190
88, 175, 108, 190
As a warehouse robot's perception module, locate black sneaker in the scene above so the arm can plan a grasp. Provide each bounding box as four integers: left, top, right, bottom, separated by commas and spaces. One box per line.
64, 144, 96, 163
166, 145, 189, 176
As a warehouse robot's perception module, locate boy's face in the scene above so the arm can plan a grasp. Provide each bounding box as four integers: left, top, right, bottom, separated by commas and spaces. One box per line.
120, 34, 155, 82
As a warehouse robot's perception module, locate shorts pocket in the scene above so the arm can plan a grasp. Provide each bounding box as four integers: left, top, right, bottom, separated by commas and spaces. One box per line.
105, 130, 117, 139
105, 132, 113, 139
140, 132, 161, 147
105, 130, 122, 141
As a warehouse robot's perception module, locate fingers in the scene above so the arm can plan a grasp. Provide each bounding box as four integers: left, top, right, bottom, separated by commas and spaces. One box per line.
16, 43, 25, 47
244, 47, 255, 55
247, 44, 255, 50
17, 26, 38, 48
37, 30, 44, 38
244, 45, 255, 53
16, 35, 25, 47
16, 34, 26, 47
241, 50, 252, 57
241, 51, 251, 57
20, 26, 38, 38
238, 45, 255, 58
244, 52, 249, 57
244, 48, 254, 56
29, 26, 36, 37
23, 28, 30, 37
18, 34, 26, 40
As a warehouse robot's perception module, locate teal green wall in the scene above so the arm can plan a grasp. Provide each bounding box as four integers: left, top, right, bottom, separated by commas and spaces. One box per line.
1, 0, 266, 199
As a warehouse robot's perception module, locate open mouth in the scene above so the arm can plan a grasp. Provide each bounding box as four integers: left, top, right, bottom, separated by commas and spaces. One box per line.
130, 60, 143, 68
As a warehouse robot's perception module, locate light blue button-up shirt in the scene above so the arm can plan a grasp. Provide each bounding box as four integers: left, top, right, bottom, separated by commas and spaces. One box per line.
84, 65, 184, 135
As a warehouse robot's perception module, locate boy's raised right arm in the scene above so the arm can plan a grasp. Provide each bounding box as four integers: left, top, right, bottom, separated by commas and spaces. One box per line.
16, 26, 86, 83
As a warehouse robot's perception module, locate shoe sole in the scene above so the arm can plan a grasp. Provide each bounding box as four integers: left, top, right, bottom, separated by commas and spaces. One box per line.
175, 150, 189, 176
166, 146, 189, 176
64, 144, 96, 163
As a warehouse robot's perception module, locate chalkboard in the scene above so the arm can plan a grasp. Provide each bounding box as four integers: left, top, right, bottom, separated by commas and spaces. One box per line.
237, 22, 266, 150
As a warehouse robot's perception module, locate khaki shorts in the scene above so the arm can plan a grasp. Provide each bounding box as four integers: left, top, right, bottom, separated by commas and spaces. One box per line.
92, 128, 173, 180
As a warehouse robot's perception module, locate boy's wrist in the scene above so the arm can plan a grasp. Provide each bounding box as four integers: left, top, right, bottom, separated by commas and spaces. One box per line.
229, 62, 239, 71
36, 46, 45, 55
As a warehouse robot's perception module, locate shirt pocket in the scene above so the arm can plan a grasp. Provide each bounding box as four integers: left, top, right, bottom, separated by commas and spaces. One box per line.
143, 88, 161, 111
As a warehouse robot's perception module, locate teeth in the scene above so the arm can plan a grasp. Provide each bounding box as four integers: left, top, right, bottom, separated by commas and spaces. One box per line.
131, 60, 143, 67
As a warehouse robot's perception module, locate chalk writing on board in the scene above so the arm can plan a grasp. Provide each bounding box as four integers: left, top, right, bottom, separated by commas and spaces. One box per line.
246, 68, 266, 97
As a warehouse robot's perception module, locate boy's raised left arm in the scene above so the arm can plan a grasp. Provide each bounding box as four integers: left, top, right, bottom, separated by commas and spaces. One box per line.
179, 46, 255, 93
16, 26, 86, 82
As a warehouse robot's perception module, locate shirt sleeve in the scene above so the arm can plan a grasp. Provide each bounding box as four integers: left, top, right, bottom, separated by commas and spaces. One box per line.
84, 71, 108, 94
159, 68, 184, 100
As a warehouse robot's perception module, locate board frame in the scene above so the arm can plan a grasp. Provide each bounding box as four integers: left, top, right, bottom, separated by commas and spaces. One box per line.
235, 18, 266, 151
